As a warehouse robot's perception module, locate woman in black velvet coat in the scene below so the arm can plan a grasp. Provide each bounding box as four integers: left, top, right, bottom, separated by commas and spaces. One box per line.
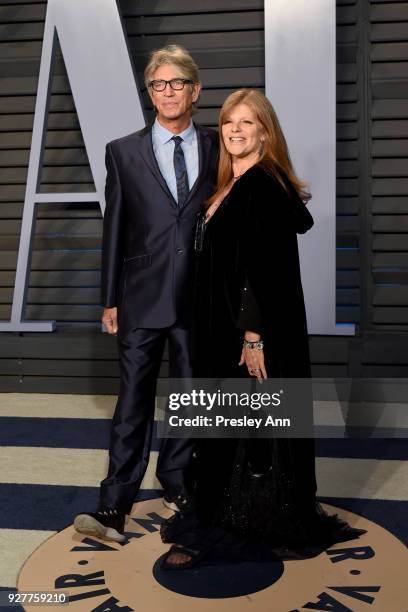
161, 89, 365, 569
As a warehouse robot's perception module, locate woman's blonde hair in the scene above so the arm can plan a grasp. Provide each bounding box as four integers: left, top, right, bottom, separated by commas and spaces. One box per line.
144, 45, 200, 110
208, 89, 310, 206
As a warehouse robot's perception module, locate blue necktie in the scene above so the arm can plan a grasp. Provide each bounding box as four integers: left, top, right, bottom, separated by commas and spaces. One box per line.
172, 136, 189, 207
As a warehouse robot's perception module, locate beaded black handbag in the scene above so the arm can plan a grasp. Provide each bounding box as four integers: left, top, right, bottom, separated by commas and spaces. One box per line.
215, 438, 309, 546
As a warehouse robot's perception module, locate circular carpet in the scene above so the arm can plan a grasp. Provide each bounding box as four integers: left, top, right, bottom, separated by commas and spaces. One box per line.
18, 499, 407, 611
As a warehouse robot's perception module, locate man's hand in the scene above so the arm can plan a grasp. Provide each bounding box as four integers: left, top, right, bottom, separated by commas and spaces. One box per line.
102, 307, 118, 334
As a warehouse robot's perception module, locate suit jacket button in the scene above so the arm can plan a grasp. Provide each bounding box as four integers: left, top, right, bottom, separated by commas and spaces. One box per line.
177, 249, 183, 254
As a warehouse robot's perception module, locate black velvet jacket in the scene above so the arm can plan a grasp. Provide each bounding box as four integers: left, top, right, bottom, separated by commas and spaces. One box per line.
193, 164, 314, 378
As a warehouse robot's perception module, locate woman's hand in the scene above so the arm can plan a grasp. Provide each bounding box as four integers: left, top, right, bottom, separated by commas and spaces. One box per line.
239, 331, 267, 382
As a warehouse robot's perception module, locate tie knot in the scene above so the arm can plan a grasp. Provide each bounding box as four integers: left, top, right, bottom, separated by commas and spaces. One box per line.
172, 136, 183, 146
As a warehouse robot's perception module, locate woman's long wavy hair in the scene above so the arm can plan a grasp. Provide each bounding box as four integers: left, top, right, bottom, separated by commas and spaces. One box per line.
207, 89, 311, 206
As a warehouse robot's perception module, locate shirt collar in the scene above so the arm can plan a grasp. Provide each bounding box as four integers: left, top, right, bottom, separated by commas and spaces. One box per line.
153, 117, 195, 145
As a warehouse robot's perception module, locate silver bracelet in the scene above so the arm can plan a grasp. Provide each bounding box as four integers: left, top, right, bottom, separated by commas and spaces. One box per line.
243, 339, 264, 350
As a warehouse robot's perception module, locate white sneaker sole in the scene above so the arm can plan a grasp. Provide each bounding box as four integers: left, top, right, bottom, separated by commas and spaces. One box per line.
162, 498, 180, 512
74, 514, 126, 542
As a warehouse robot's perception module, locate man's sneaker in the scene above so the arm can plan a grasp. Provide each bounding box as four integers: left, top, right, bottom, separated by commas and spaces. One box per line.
162, 492, 194, 514
74, 506, 126, 542
162, 496, 180, 512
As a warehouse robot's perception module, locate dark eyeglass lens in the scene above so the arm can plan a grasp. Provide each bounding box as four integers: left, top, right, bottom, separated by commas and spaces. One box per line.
171, 79, 185, 89
151, 79, 188, 91
151, 80, 166, 91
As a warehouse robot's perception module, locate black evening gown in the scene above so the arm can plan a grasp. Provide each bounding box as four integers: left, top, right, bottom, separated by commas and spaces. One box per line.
161, 164, 365, 558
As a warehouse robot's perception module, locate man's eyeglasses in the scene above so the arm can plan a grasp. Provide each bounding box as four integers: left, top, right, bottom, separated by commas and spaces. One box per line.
149, 78, 194, 92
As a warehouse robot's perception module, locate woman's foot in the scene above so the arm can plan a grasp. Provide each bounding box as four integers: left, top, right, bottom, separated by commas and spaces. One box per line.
162, 543, 206, 570
161, 529, 226, 570
164, 544, 194, 566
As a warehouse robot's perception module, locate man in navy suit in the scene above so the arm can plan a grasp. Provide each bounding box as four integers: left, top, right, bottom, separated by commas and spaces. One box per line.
74, 45, 218, 542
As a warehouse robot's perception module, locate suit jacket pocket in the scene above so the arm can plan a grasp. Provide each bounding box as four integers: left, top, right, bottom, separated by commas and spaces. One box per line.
124, 254, 152, 268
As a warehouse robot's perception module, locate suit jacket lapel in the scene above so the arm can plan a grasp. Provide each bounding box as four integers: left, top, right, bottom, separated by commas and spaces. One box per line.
138, 122, 214, 209
138, 124, 178, 207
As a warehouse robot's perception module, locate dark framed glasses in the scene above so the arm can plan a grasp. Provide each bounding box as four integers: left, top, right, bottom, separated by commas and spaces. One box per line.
149, 78, 194, 92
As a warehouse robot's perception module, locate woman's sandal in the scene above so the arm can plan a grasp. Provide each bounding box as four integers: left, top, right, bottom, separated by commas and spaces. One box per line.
161, 528, 226, 571
161, 543, 210, 571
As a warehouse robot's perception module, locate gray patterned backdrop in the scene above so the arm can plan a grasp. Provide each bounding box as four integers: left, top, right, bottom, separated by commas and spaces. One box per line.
0, 0, 407, 392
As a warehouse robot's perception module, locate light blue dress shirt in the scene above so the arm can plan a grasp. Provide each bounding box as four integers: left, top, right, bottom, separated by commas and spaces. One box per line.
151, 118, 199, 203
